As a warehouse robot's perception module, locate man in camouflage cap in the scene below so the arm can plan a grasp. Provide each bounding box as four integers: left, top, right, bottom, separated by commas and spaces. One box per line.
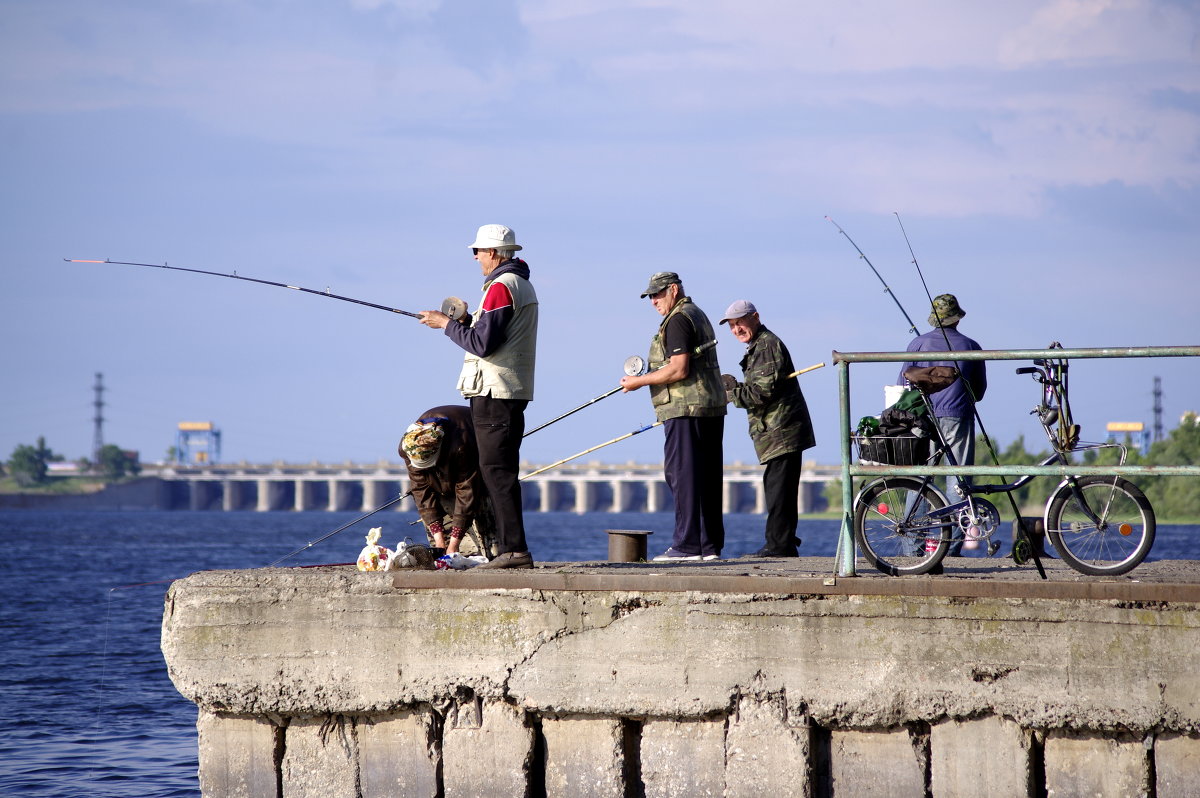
899, 293, 987, 558
621, 272, 726, 561
719, 300, 815, 557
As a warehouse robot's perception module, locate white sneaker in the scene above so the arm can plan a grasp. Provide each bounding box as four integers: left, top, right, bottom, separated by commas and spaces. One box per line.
702, 553, 720, 561
652, 548, 702, 561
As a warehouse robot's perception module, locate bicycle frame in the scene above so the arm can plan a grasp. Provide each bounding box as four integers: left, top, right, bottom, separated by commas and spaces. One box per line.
857, 358, 1139, 562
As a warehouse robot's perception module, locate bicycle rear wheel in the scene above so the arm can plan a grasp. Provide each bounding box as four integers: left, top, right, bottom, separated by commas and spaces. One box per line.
1045, 476, 1155, 576
854, 477, 951, 576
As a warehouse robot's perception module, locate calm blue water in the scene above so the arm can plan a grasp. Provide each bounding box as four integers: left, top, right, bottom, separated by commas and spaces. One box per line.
0, 509, 1196, 796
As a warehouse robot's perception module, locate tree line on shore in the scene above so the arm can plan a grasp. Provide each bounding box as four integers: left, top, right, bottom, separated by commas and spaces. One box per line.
2, 436, 140, 487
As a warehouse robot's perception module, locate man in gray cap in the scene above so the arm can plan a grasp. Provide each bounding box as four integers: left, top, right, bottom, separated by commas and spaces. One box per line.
620, 272, 726, 561
719, 300, 815, 557
418, 224, 537, 569
898, 293, 987, 557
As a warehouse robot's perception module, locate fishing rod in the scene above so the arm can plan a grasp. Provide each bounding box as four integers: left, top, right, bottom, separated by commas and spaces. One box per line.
268, 490, 411, 567
520, 422, 664, 480
825, 217, 919, 336
894, 212, 1046, 579
523, 339, 717, 438
788, 362, 826, 379
64, 258, 427, 319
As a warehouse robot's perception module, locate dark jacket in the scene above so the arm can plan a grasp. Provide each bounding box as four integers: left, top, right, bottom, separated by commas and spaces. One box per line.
398, 405, 483, 530
730, 326, 816, 463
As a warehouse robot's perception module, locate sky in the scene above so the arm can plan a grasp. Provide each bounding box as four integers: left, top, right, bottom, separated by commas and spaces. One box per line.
2, 0, 1198, 471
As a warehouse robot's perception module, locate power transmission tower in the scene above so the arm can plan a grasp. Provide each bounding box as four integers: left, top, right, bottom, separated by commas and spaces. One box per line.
92, 372, 105, 463
1153, 376, 1163, 443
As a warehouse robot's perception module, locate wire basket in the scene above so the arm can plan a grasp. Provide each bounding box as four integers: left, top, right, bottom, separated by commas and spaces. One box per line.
854, 434, 931, 466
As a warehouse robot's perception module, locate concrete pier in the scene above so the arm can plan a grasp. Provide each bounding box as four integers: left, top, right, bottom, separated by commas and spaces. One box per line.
162, 558, 1200, 797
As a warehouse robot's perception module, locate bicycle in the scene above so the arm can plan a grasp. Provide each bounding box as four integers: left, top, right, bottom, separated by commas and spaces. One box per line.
852, 348, 1156, 577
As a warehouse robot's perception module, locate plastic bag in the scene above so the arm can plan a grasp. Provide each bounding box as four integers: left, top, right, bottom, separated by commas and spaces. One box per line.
434, 553, 489, 571
386, 538, 437, 570
356, 527, 394, 572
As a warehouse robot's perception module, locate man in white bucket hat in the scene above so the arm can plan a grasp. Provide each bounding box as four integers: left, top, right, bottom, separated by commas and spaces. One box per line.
417, 224, 538, 569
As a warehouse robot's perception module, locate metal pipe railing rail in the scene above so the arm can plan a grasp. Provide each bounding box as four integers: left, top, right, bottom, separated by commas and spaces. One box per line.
832, 345, 1200, 577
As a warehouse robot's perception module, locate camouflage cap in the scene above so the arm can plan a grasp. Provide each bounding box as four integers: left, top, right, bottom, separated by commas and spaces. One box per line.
640, 271, 682, 298
928, 293, 966, 327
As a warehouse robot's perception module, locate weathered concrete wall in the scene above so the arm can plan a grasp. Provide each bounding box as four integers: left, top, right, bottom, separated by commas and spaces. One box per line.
162, 567, 1200, 797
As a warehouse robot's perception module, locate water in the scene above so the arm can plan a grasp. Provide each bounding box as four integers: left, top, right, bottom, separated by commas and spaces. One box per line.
0, 509, 1196, 796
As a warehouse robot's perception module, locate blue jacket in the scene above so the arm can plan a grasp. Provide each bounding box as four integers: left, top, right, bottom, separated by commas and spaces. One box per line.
898, 326, 986, 418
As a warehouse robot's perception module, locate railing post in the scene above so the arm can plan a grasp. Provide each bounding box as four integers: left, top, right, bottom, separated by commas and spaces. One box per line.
836, 358, 857, 577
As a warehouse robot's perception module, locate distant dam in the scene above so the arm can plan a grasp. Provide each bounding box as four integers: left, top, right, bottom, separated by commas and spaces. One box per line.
139, 461, 838, 514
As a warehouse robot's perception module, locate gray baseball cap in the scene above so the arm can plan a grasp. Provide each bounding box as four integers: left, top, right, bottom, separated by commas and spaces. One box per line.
720, 299, 758, 325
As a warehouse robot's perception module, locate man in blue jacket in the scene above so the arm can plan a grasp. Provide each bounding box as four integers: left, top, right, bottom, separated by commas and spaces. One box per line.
898, 293, 986, 556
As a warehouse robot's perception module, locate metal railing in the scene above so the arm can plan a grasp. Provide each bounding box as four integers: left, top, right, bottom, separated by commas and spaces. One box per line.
832, 345, 1200, 577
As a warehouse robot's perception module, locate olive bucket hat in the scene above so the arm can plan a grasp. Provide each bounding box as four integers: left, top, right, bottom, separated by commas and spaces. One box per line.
928, 293, 966, 327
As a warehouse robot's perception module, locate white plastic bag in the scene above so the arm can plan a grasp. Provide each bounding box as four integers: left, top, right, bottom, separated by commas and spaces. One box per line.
356, 527, 393, 572
434, 553, 489, 571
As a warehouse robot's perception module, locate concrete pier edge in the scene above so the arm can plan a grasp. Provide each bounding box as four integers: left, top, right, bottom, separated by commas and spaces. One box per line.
163, 561, 1200, 797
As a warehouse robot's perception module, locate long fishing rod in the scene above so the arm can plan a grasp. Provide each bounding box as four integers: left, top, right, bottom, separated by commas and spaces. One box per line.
523, 339, 717, 438
894, 212, 1046, 579
525, 365, 824, 477
520, 422, 664, 480
65, 258, 424, 319
825, 217, 919, 336
268, 490, 411, 567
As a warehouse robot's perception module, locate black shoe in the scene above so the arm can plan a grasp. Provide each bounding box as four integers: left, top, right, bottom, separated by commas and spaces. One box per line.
473, 551, 534, 570
744, 547, 799, 558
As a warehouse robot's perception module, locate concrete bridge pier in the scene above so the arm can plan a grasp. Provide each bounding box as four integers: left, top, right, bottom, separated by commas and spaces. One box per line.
538, 482, 557, 513
294, 480, 314, 512
647, 480, 667, 513
221, 480, 243, 512
256, 479, 290, 512
189, 480, 214, 511
611, 480, 631, 512
573, 480, 593, 514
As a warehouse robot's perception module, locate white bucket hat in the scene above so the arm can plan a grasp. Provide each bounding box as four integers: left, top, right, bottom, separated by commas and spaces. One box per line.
468, 224, 522, 252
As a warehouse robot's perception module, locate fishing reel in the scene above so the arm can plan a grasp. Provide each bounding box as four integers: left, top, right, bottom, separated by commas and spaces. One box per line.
440, 297, 469, 323
623, 355, 648, 377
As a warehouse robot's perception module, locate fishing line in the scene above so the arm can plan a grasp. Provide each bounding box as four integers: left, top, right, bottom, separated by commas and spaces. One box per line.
91, 590, 116, 740
65, 258, 424, 318
894, 212, 1046, 578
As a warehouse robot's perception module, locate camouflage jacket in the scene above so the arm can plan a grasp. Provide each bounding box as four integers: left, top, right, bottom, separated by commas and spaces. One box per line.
730, 326, 816, 464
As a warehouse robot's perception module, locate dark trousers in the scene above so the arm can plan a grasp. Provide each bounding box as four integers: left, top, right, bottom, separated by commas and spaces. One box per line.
470, 396, 529, 555
763, 451, 803, 554
663, 416, 725, 556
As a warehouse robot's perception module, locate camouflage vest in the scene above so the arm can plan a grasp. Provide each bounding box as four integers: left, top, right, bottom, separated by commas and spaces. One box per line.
648, 298, 726, 421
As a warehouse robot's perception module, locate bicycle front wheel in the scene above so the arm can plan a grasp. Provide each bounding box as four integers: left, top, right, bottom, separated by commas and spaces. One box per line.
1045, 476, 1156, 576
854, 477, 951, 576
